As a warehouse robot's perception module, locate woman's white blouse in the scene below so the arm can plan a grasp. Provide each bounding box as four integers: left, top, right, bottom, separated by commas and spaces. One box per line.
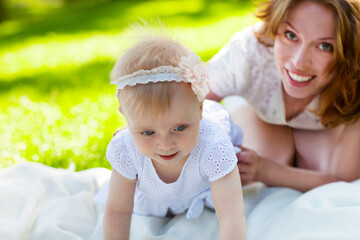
105, 100, 242, 219
208, 24, 325, 130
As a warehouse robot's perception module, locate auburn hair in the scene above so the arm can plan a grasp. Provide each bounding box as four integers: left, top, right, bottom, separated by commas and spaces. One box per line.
254, 0, 360, 127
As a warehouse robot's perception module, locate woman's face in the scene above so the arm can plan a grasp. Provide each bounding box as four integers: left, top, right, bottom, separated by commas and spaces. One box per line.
274, 0, 336, 101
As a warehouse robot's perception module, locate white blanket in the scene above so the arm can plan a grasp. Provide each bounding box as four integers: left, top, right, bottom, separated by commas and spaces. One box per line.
1, 162, 360, 240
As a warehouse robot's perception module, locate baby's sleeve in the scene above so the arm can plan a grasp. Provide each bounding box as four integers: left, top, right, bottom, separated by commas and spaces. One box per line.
203, 100, 243, 147
201, 139, 238, 182
106, 130, 138, 180
230, 120, 243, 147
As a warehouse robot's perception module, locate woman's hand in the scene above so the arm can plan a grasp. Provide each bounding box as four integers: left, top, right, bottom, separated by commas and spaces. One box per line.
236, 147, 262, 185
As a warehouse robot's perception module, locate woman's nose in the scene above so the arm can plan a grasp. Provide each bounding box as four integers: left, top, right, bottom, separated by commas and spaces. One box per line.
292, 45, 312, 69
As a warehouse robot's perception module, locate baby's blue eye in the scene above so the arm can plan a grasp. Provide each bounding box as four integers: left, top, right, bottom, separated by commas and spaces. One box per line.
143, 131, 155, 136
285, 31, 297, 40
319, 43, 333, 52
175, 126, 186, 131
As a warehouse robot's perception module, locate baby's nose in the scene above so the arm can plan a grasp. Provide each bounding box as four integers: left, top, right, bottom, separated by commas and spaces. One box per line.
158, 135, 175, 150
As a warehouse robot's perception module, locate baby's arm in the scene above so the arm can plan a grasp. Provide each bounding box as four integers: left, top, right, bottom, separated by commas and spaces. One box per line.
103, 169, 136, 240
210, 166, 246, 239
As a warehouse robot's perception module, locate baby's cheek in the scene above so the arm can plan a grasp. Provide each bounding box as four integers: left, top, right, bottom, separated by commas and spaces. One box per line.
133, 139, 153, 157
183, 132, 199, 150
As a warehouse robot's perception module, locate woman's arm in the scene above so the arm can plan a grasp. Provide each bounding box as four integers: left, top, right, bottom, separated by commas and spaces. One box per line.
103, 169, 136, 240
238, 120, 360, 192
330, 119, 360, 181
206, 89, 223, 102
281, 119, 360, 192
242, 154, 339, 192
210, 166, 246, 240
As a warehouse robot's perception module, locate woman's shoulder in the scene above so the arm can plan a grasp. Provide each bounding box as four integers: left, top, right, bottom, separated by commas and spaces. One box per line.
229, 22, 272, 54
230, 24, 254, 41
226, 23, 277, 83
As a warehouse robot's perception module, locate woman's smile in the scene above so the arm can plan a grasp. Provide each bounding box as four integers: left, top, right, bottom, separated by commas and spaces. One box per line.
286, 69, 315, 87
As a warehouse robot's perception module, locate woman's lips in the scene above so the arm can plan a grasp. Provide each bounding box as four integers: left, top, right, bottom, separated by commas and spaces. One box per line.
159, 152, 178, 160
286, 69, 315, 87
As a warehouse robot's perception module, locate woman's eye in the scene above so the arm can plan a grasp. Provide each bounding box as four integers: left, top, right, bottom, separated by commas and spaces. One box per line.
143, 131, 155, 136
285, 31, 297, 40
175, 126, 186, 131
319, 43, 333, 52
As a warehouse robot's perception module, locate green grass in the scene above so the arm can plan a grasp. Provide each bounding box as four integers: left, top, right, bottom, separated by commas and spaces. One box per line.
0, 0, 259, 171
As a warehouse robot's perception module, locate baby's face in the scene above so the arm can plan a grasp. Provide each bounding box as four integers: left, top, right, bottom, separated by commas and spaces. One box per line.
123, 84, 202, 169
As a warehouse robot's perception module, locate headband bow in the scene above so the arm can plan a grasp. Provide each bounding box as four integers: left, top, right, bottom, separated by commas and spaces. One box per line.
111, 52, 209, 102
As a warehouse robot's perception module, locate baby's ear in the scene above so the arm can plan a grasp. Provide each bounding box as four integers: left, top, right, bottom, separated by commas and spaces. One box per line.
199, 101, 204, 120
118, 106, 123, 114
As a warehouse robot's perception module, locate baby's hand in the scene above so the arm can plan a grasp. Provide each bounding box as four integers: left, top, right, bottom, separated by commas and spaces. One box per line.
236, 146, 262, 185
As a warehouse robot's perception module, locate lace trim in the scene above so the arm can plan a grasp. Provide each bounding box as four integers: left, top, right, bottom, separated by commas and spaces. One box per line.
112, 71, 185, 94
111, 52, 209, 101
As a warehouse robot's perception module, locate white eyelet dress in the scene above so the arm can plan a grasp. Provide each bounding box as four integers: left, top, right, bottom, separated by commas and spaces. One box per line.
101, 100, 243, 219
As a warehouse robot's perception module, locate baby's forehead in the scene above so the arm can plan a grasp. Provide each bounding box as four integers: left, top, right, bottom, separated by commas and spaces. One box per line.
125, 94, 200, 125
127, 108, 193, 130
122, 81, 196, 109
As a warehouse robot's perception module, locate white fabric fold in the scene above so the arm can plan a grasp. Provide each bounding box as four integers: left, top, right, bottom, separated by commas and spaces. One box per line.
2, 162, 360, 240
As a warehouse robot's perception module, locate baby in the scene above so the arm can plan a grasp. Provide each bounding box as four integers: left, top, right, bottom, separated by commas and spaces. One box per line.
102, 30, 246, 239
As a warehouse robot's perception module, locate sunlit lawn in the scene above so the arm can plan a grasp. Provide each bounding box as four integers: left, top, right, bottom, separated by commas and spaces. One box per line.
0, 0, 258, 170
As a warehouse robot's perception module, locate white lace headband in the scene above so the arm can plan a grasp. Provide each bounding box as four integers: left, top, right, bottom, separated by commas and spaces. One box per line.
110, 52, 209, 102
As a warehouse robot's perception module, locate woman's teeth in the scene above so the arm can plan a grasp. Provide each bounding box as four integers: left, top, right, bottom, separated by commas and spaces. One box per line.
289, 71, 313, 82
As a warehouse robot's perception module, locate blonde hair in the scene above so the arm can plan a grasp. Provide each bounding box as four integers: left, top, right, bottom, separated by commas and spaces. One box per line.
111, 32, 196, 117
255, 0, 360, 127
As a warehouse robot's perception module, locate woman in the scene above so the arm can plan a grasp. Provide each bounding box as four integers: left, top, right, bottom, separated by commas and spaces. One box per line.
207, 0, 360, 192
